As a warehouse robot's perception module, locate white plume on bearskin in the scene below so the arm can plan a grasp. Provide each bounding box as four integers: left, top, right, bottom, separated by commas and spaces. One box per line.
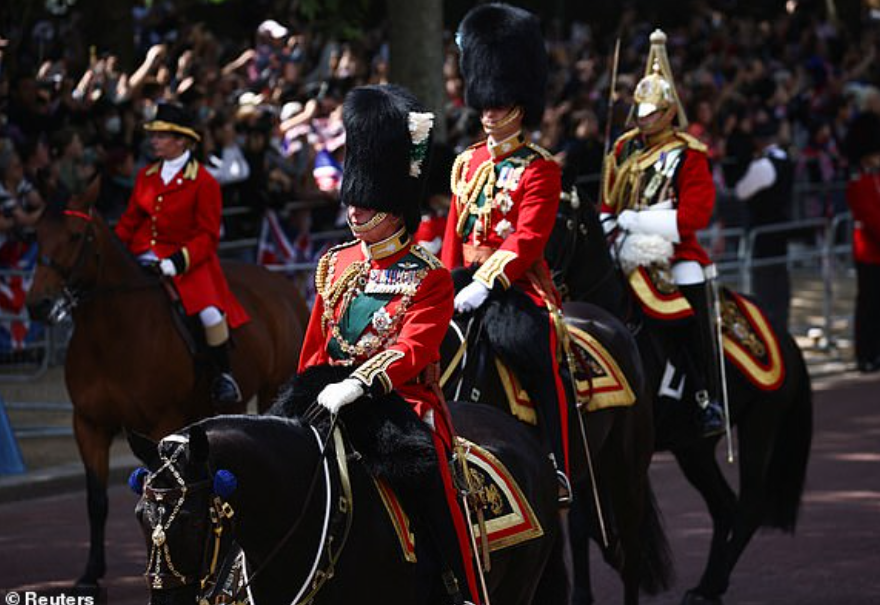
617, 233, 675, 275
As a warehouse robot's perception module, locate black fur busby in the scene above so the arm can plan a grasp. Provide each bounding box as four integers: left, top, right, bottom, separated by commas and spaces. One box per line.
457, 3, 548, 128
340, 85, 434, 233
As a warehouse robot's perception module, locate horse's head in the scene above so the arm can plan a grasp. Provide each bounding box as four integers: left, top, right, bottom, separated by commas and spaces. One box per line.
546, 186, 627, 313
128, 425, 236, 605
26, 179, 102, 324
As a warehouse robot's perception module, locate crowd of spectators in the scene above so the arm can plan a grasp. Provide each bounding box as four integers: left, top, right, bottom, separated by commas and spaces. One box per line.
1, 1, 880, 354
1, 3, 879, 230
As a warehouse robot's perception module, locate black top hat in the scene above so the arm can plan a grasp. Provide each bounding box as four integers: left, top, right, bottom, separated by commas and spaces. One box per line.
144, 102, 201, 142
457, 3, 548, 128
340, 85, 434, 233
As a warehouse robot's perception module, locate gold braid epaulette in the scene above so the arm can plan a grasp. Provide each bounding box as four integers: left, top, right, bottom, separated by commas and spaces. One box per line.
524, 141, 553, 161
409, 244, 443, 270
674, 131, 708, 153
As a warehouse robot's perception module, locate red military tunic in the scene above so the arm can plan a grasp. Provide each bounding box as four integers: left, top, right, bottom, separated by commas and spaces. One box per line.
299, 229, 455, 435
442, 135, 562, 307
601, 128, 715, 266
299, 229, 479, 599
846, 169, 880, 265
441, 134, 571, 476
115, 156, 248, 327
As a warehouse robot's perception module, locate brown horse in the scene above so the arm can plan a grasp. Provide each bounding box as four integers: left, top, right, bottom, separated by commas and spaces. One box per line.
25, 182, 309, 587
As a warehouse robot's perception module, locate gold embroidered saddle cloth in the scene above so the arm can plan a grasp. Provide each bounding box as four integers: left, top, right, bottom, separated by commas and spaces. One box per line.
627, 267, 785, 391
374, 437, 544, 563
494, 322, 637, 421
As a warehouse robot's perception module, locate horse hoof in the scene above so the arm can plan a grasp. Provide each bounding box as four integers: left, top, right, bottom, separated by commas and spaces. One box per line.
74, 574, 101, 590
681, 589, 723, 605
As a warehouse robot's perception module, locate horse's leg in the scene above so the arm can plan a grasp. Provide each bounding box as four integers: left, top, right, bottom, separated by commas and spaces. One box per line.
532, 514, 574, 605
605, 445, 647, 605
673, 441, 737, 602
696, 414, 777, 600
569, 492, 595, 605
73, 412, 116, 586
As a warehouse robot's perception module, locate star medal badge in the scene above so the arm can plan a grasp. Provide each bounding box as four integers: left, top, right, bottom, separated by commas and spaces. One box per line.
372, 307, 393, 333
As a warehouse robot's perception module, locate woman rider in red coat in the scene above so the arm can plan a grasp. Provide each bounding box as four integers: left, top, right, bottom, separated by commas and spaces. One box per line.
115, 102, 249, 408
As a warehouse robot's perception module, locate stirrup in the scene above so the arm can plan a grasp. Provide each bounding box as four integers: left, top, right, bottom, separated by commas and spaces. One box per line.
695, 390, 725, 437
556, 470, 573, 508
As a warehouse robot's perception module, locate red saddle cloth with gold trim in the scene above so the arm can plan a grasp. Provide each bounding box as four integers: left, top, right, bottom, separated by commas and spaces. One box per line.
627, 266, 785, 391
375, 438, 544, 563
720, 289, 786, 391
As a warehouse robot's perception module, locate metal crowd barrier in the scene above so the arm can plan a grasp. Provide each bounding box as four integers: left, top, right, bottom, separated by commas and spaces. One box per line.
0, 191, 858, 378
729, 213, 854, 350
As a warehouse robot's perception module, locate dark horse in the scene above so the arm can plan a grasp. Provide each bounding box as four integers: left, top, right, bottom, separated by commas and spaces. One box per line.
24, 181, 309, 587
441, 247, 672, 602
554, 193, 813, 605
128, 366, 562, 605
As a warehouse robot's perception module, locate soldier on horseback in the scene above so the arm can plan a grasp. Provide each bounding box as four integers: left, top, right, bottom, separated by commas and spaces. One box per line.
299, 85, 480, 605
442, 4, 576, 503
115, 102, 248, 408
600, 30, 725, 436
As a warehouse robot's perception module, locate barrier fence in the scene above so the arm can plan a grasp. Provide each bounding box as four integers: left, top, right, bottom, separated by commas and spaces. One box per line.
0, 184, 858, 383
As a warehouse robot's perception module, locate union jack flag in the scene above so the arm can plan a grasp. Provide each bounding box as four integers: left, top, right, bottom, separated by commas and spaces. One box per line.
0, 238, 43, 353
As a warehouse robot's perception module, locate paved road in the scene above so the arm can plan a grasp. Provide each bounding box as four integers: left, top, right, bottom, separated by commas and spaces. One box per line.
1, 372, 879, 604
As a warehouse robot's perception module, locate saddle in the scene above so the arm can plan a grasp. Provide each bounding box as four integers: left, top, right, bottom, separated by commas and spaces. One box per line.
376, 437, 545, 564
451, 287, 636, 421
144, 264, 207, 358
627, 266, 786, 392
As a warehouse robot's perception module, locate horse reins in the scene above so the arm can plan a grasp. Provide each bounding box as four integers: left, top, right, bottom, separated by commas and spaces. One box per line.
232, 413, 355, 605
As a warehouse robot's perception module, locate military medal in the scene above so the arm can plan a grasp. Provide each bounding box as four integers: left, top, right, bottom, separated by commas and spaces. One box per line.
372, 307, 393, 332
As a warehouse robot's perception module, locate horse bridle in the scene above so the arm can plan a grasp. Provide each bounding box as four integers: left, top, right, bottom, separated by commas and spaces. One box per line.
141, 436, 236, 592
142, 417, 355, 605
36, 207, 162, 323
35, 208, 98, 323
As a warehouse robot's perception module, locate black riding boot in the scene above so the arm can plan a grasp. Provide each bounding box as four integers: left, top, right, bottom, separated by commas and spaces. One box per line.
679, 283, 725, 437
410, 465, 476, 605
208, 342, 242, 409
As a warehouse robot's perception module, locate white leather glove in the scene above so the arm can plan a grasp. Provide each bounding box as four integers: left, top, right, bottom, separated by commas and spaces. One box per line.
454, 280, 490, 313
616, 209, 680, 243
317, 378, 365, 414
159, 258, 177, 277
616, 209, 639, 232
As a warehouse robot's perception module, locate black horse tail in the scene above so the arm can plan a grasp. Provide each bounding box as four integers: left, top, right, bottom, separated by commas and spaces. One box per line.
762, 338, 813, 532
639, 478, 674, 595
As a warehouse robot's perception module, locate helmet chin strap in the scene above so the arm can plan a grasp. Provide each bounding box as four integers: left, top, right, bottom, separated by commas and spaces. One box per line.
637, 105, 677, 140
483, 106, 524, 137
347, 211, 389, 235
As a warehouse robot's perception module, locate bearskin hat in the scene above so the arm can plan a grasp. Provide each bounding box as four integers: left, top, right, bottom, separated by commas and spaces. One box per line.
340, 85, 434, 233
457, 3, 548, 128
